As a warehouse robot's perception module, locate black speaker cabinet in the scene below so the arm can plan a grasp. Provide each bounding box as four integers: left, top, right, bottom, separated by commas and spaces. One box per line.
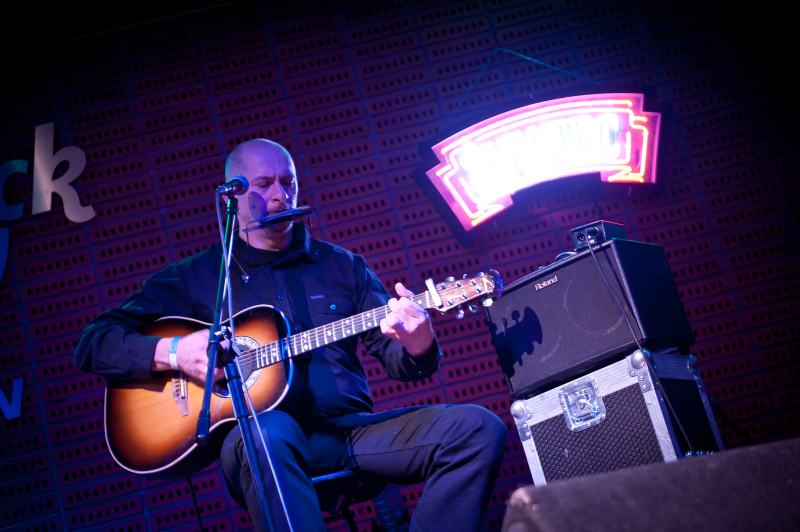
485, 239, 694, 398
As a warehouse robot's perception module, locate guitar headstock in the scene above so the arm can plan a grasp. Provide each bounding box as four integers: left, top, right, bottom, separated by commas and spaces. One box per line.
424, 270, 503, 314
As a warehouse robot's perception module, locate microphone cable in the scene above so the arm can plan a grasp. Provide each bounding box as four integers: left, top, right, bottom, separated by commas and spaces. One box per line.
584, 231, 696, 456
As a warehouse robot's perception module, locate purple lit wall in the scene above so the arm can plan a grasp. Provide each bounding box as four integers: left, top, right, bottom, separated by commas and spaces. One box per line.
1, 1, 798, 532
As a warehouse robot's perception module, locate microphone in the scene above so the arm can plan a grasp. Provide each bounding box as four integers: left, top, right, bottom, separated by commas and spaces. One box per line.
217, 175, 249, 196
244, 205, 314, 232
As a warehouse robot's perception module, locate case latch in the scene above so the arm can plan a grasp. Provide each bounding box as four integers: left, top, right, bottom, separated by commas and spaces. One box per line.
560, 376, 606, 432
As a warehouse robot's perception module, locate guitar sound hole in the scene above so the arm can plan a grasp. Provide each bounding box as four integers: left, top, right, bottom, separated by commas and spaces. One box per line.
212, 335, 261, 397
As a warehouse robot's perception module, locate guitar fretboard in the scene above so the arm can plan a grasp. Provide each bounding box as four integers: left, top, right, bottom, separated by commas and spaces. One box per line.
245, 292, 431, 368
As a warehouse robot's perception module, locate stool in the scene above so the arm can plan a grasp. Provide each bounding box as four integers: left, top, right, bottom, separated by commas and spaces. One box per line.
312, 470, 387, 532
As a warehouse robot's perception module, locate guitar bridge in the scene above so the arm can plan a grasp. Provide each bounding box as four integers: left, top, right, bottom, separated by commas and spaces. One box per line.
171, 372, 189, 417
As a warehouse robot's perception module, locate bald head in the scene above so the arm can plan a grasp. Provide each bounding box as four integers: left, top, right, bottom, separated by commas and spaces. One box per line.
225, 139, 296, 181
224, 139, 299, 249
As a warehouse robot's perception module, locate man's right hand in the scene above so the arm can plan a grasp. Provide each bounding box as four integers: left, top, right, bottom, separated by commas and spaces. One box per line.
151, 328, 226, 383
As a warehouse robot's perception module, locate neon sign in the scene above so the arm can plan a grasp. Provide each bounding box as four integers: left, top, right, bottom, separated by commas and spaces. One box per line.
425, 93, 661, 231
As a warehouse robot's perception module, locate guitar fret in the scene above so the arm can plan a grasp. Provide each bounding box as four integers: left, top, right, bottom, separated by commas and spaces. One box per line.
251, 287, 448, 372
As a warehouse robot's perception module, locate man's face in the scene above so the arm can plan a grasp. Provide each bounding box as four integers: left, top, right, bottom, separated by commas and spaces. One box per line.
231, 145, 298, 230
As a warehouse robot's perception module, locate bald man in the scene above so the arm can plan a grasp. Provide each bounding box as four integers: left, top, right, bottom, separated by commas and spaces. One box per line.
75, 139, 506, 532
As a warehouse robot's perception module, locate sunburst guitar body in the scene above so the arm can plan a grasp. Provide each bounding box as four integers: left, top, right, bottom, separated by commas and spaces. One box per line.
105, 305, 292, 478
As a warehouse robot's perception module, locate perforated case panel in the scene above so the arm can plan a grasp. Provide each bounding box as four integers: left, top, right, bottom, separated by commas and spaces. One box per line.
531, 385, 664, 482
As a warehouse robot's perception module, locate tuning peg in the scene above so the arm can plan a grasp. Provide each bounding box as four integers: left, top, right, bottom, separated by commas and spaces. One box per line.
455, 307, 465, 319
468, 304, 478, 313
482, 296, 494, 307
445, 276, 455, 282
477, 272, 485, 277
462, 274, 468, 279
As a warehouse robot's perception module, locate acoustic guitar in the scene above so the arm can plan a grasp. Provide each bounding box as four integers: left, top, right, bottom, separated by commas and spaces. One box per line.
105, 272, 502, 478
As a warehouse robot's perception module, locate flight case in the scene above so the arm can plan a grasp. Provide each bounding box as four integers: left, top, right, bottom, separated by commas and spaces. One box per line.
510, 350, 724, 486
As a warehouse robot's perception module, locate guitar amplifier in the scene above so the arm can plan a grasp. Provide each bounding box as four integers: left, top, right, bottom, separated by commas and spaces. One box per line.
485, 239, 694, 398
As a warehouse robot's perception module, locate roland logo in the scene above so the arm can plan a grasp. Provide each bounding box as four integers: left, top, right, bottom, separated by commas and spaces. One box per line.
535, 275, 558, 291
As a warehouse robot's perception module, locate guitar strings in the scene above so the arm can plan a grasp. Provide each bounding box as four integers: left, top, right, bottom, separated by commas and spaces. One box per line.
233, 294, 426, 368
231, 280, 483, 369
234, 300, 401, 366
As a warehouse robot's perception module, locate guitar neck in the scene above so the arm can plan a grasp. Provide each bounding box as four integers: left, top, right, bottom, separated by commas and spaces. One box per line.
245, 271, 501, 369
250, 292, 431, 369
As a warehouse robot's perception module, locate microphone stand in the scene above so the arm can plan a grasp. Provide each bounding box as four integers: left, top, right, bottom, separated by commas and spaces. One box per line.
196, 193, 278, 532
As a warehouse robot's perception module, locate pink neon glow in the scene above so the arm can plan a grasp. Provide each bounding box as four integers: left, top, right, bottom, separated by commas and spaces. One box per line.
425, 93, 661, 231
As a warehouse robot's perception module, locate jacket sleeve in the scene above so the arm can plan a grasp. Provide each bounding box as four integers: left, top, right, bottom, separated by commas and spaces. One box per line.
353, 255, 441, 382
73, 261, 200, 381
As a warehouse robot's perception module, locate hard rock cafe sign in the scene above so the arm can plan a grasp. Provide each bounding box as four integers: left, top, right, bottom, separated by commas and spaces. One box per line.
425, 93, 662, 232
0, 123, 94, 420
0, 122, 95, 277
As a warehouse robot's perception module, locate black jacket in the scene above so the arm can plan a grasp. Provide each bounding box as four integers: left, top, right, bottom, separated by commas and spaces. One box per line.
74, 224, 441, 420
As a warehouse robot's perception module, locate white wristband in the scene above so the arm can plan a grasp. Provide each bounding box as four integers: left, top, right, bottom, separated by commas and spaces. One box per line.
168, 336, 181, 371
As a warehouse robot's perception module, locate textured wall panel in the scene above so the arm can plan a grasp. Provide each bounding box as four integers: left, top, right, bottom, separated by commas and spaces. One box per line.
366, 86, 436, 117
446, 373, 508, 404
52, 436, 110, 467
44, 390, 104, 424
414, 254, 489, 287
441, 354, 501, 385
2, 2, 799, 531
2, 493, 60, 527
58, 456, 122, 488
0, 471, 55, 506
61, 474, 139, 510
65, 494, 143, 531
0, 451, 50, 484
135, 83, 208, 115
62, 84, 132, 111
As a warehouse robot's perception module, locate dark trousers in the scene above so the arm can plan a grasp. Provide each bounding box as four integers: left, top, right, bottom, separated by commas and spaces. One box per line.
219, 404, 507, 532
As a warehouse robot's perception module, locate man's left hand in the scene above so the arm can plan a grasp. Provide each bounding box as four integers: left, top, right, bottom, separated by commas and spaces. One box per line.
380, 282, 435, 356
